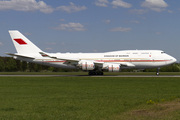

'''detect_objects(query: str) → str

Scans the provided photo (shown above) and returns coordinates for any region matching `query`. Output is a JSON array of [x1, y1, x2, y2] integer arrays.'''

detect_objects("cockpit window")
[[161, 52, 165, 54]]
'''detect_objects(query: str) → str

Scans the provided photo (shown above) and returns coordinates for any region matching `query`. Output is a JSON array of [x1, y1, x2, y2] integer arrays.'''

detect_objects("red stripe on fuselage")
[[96, 60, 170, 62], [43, 59, 170, 63], [14, 39, 27, 45]]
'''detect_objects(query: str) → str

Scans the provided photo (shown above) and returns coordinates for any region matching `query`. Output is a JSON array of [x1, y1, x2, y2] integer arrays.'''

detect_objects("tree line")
[[0, 57, 179, 72], [0, 57, 78, 72]]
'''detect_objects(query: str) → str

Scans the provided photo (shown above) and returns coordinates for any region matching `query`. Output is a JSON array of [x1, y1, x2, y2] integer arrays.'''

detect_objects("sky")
[[0, 0, 180, 61]]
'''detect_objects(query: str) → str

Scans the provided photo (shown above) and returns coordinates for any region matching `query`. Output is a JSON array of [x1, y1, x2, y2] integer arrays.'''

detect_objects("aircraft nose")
[[166, 55, 177, 65], [170, 56, 177, 63], [173, 57, 177, 63]]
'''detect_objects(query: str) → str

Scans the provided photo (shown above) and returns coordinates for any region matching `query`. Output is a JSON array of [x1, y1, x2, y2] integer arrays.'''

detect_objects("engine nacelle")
[[79, 61, 95, 71], [103, 64, 120, 72]]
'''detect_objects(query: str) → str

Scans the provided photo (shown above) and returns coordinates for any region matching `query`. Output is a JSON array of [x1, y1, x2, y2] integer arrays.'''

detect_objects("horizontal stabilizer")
[[6, 53, 35, 59]]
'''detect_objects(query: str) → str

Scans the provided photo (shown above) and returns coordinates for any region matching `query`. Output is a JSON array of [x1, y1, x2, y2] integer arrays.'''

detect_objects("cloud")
[[53, 22, 87, 31], [130, 21, 139, 23], [0, 0, 54, 14], [129, 9, 148, 14], [142, 17, 146, 20], [111, 0, 132, 8], [95, 0, 132, 8], [57, 2, 87, 13], [168, 10, 173, 13], [150, 8, 165, 12], [103, 20, 110, 23], [46, 48, 53, 50], [156, 32, 161, 34], [0, 42, 3, 45], [45, 42, 56, 45], [59, 19, 65, 21], [0, 1, 87, 14], [95, 0, 109, 7], [23, 32, 32, 36], [109, 27, 132, 32], [141, 0, 168, 12]]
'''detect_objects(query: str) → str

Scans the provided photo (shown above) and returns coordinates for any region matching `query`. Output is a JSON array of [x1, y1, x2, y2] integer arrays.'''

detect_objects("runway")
[[92, 75, 180, 77], [0, 75, 180, 77]]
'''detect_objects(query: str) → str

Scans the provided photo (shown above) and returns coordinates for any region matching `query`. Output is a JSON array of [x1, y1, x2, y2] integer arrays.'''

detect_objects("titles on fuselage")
[[104, 55, 129, 57]]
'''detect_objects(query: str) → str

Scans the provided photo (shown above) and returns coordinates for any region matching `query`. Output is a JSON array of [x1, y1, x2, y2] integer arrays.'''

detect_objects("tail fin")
[[9, 30, 42, 55]]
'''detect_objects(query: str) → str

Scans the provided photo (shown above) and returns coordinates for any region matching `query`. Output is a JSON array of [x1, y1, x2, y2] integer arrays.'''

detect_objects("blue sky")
[[0, 0, 180, 61]]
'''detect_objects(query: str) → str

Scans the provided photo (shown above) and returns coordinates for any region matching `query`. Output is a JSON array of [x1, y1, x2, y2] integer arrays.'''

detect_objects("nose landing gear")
[[156, 68, 160, 76]]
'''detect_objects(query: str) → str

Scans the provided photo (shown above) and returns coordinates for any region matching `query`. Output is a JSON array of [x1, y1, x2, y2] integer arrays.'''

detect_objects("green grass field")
[[0, 77, 180, 119]]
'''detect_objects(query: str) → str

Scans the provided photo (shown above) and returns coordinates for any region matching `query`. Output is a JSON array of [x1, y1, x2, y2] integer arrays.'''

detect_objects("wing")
[[39, 52, 79, 62], [39, 52, 135, 67], [40, 52, 104, 67]]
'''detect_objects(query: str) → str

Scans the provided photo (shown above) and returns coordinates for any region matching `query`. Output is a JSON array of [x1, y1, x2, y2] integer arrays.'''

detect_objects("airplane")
[[6, 30, 177, 75]]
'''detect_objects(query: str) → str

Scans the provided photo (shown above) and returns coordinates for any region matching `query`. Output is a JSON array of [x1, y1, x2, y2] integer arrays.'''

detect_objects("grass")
[[0, 77, 180, 119], [121, 99, 180, 120]]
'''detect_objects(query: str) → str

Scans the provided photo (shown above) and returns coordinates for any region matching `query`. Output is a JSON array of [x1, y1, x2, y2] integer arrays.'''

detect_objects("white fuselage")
[[19, 50, 176, 70]]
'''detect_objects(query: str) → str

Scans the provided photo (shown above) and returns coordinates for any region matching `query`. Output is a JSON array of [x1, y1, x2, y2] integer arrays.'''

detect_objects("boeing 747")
[[6, 30, 177, 75]]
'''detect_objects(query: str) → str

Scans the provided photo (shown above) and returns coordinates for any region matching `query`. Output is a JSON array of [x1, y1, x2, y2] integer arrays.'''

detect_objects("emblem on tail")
[[14, 38, 27, 45]]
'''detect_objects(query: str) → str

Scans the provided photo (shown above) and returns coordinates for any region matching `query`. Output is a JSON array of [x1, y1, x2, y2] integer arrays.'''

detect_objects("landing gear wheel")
[[96, 72, 103, 75], [88, 71, 104, 76], [156, 72, 159, 76], [156, 68, 160, 76], [88, 72, 92, 75]]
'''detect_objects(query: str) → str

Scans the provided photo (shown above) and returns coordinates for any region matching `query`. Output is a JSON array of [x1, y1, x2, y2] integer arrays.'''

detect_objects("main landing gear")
[[88, 71, 104, 75]]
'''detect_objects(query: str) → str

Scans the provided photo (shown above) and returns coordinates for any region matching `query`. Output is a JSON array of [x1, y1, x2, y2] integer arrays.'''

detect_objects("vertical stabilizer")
[[9, 30, 42, 55]]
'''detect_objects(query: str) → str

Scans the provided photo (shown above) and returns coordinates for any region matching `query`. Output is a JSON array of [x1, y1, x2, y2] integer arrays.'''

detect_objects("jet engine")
[[103, 63, 120, 72], [79, 61, 95, 71]]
